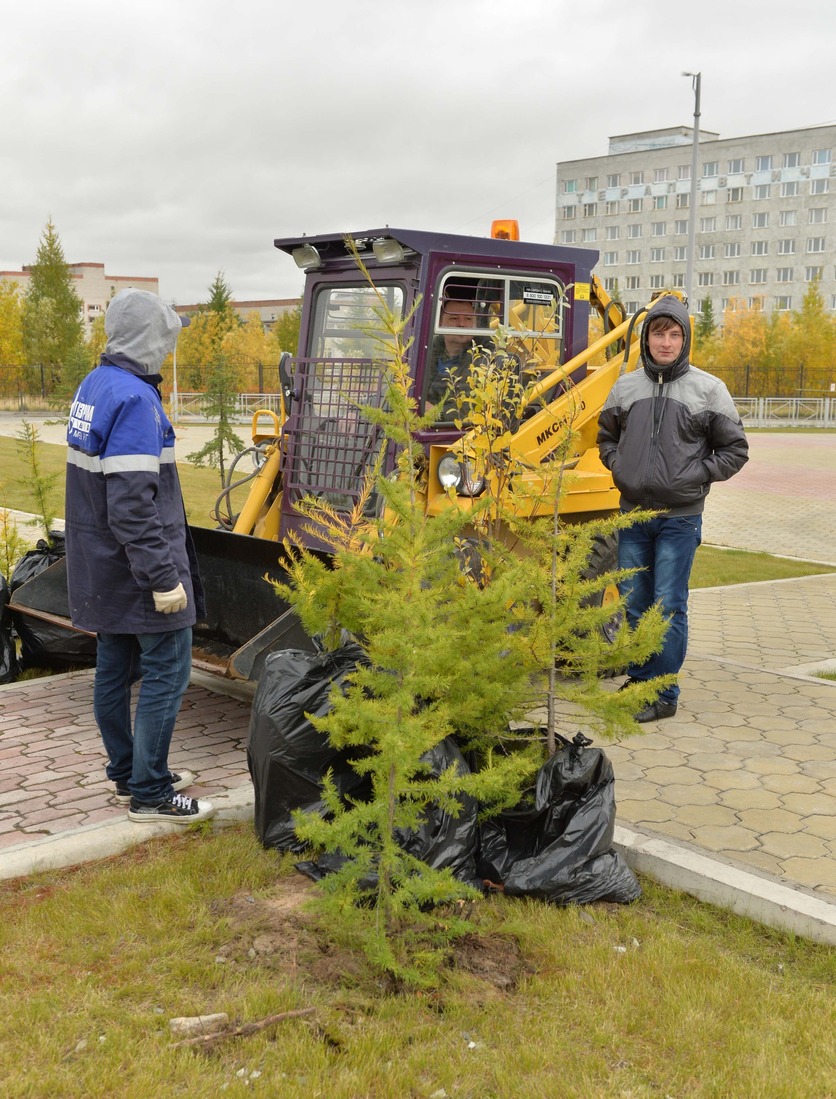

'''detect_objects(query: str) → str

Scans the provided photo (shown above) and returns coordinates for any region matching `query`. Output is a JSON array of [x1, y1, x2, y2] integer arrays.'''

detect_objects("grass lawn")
[[1, 825, 833, 1099]]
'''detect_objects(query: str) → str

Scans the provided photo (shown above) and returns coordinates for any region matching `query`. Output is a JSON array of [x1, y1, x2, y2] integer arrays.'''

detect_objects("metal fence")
[[734, 397, 836, 428], [170, 392, 283, 422]]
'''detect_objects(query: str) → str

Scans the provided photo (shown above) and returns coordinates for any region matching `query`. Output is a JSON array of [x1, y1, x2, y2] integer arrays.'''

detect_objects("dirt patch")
[[212, 873, 527, 994]]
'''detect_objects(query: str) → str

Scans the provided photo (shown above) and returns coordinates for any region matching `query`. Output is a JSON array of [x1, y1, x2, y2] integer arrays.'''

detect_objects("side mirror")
[[279, 351, 294, 415]]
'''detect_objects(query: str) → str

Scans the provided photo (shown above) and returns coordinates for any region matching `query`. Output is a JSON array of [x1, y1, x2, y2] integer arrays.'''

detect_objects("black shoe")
[[635, 700, 678, 723], [618, 677, 644, 692], [127, 792, 214, 824], [114, 770, 194, 805]]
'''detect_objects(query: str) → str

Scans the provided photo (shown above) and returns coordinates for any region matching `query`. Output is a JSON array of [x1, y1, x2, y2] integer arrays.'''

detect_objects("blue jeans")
[[93, 628, 193, 804], [618, 514, 702, 705]]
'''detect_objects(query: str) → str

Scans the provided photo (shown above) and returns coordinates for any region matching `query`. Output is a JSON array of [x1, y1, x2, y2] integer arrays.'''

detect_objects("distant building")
[[555, 123, 836, 319], [0, 262, 159, 334], [0, 262, 300, 336], [174, 298, 300, 332]]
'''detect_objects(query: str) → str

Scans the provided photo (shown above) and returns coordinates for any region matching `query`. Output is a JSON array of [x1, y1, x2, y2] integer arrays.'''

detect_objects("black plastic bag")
[[10, 533, 97, 670], [297, 737, 482, 891], [0, 574, 19, 684], [247, 637, 371, 851], [477, 733, 641, 906], [393, 736, 481, 890]]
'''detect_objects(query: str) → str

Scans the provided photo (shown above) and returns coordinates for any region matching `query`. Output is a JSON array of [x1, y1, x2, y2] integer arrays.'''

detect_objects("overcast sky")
[[2, 0, 834, 306]]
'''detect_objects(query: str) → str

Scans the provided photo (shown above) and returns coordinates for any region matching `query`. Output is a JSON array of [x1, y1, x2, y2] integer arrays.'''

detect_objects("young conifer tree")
[[272, 248, 541, 982]]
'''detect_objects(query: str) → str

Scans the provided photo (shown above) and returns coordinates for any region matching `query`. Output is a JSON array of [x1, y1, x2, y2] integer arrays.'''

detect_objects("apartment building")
[[555, 124, 836, 318], [0, 262, 160, 335]]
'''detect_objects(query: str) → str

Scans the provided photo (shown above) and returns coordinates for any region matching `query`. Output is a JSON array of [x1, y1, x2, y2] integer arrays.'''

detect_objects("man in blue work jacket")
[[65, 289, 214, 822]]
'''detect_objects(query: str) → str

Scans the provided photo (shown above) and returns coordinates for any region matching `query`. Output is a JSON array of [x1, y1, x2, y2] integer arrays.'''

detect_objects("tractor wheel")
[[581, 532, 623, 648]]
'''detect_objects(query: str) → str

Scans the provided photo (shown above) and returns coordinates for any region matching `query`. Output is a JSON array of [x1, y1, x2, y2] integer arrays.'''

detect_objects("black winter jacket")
[[596, 297, 748, 515]]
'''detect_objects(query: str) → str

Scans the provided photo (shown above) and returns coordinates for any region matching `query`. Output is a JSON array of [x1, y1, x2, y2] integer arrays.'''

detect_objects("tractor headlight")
[[437, 456, 485, 497]]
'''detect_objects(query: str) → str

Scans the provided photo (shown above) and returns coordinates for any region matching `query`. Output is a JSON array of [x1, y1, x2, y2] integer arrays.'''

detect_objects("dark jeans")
[[618, 514, 702, 705], [93, 628, 192, 803]]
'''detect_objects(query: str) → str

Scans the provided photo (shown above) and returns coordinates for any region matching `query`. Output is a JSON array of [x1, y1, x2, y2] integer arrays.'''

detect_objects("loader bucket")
[[8, 526, 315, 682], [188, 525, 315, 680]]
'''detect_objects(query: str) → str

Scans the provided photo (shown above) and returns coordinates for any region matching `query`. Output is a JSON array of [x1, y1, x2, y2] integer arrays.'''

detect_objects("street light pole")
[[683, 71, 701, 313]]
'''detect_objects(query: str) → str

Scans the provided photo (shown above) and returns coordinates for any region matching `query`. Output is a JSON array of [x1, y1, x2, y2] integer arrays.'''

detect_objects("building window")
[[752, 212, 769, 229], [701, 191, 716, 205], [624, 301, 640, 313], [781, 181, 799, 197], [560, 230, 576, 244], [625, 276, 641, 290], [728, 158, 744, 173], [653, 167, 669, 183], [812, 148, 832, 165], [750, 269, 767, 284], [672, 273, 686, 288], [674, 246, 688, 261], [675, 192, 690, 208], [649, 274, 666, 289], [699, 244, 715, 260], [628, 197, 643, 213], [755, 155, 773, 171], [703, 161, 719, 177], [724, 242, 741, 258], [583, 202, 597, 217], [727, 187, 744, 203], [807, 237, 826, 253], [677, 164, 691, 180], [809, 207, 827, 224], [653, 195, 668, 209], [782, 151, 800, 168], [753, 184, 771, 200], [604, 251, 618, 266], [582, 228, 597, 243], [584, 176, 598, 191], [811, 179, 829, 195], [651, 222, 666, 236], [605, 225, 620, 240], [626, 250, 641, 265], [699, 217, 717, 232], [605, 201, 619, 215], [750, 296, 766, 311], [607, 173, 621, 188], [563, 206, 576, 219], [603, 277, 617, 293], [627, 224, 642, 238], [697, 272, 714, 287], [650, 247, 665, 262], [630, 170, 644, 185], [775, 295, 792, 310], [776, 267, 793, 282], [752, 240, 769, 256], [563, 179, 577, 193], [780, 210, 798, 227], [805, 266, 824, 281], [777, 239, 796, 255], [675, 219, 689, 234], [726, 214, 742, 231], [722, 270, 740, 285]]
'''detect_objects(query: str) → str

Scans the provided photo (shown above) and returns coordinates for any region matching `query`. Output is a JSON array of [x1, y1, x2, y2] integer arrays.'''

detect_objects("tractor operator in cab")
[[426, 295, 481, 421]]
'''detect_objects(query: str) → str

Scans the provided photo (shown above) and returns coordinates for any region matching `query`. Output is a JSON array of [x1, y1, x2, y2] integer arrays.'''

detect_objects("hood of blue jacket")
[[104, 289, 187, 375]]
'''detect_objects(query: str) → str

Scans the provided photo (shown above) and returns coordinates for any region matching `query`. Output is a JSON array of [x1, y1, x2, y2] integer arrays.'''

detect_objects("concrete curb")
[[0, 784, 254, 882], [615, 825, 836, 947]]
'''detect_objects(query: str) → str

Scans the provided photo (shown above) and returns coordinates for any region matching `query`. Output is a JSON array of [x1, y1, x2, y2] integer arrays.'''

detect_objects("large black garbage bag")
[[477, 733, 641, 905], [10, 533, 97, 670], [394, 736, 482, 890], [0, 574, 18, 684], [247, 637, 371, 851], [297, 736, 482, 891]]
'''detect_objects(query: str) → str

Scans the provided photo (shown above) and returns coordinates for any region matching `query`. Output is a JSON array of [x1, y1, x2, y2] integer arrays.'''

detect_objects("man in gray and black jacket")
[[596, 295, 748, 722]]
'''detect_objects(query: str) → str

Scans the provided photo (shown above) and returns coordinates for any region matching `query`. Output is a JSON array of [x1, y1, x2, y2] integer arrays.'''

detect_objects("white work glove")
[[152, 583, 188, 614]]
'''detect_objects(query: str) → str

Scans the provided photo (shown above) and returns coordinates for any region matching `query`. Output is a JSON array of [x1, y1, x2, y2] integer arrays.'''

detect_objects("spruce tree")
[[22, 220, 84, 387]]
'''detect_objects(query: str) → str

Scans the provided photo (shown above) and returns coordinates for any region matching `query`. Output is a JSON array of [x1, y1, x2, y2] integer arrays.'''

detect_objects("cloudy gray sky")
[[2, 0, 834, 305]]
